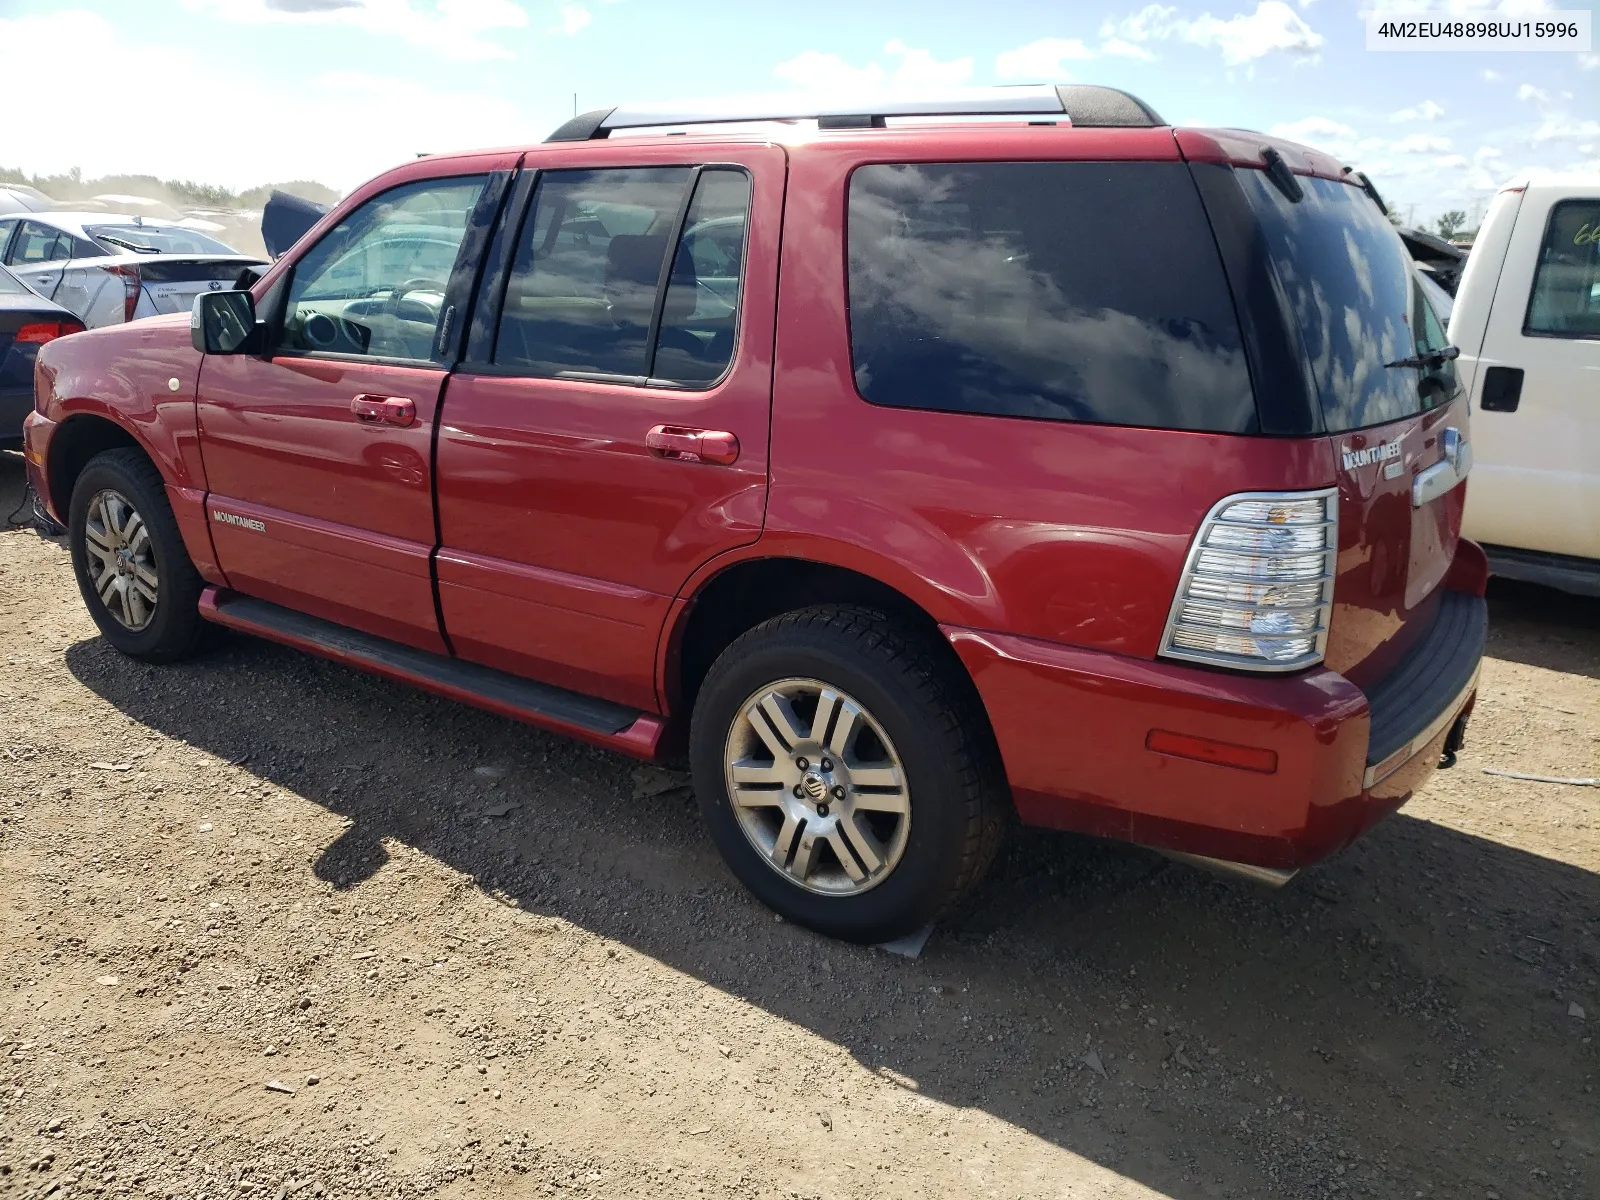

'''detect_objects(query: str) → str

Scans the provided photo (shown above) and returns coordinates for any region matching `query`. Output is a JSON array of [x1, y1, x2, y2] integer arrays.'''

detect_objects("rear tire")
[[68, 448, 205, 663], [690, 605, 1008, 943]]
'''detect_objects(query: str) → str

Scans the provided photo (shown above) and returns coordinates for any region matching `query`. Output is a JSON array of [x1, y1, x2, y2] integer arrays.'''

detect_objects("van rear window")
[[846, 161, 1256, 433], [1237, 170, 1454, 432]]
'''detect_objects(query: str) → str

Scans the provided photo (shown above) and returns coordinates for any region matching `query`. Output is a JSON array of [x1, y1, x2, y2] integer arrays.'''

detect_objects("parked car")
[[0, 262, 83, 443], [0, 185, 57, 216], [1454, 175, 1600, 595], [0, 212, 265, 329], [22, 85, 1487, 942]]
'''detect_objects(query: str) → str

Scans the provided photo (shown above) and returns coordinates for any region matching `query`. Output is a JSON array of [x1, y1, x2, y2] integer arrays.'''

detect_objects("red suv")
[[23, 86, 1486, 943]]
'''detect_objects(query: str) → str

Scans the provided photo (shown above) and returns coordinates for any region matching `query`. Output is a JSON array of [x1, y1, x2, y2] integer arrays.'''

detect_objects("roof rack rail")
[[545, 84, 1165, 142]]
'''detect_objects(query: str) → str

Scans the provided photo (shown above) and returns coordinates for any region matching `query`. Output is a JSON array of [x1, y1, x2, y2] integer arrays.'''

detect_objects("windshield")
[[86, 223, 238, 255], [1240, 171, 1457, 432]]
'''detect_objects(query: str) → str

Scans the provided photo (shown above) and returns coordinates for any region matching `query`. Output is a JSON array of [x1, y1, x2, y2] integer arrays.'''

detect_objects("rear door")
[[1463, 188, 1600, 559], [5, 220, 73, 301], [435, 144, 783, 711], [1237, 168, 1469, 686]]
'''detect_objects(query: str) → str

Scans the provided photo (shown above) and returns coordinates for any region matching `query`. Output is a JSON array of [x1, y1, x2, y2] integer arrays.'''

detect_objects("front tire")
[[690, 605, 1008, 943], [68, 448, 204, 662]]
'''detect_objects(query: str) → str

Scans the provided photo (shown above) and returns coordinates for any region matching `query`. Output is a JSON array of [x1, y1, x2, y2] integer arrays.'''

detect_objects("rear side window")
[[846, 161, 1255, 433], [1239, 170, 1454, 432], [1525, 199, 1600, 339], [492, 166, 751, 387]]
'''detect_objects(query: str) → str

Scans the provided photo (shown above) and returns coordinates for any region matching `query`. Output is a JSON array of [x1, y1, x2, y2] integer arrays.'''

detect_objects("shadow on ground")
[[58, 617, 1599, 1199]]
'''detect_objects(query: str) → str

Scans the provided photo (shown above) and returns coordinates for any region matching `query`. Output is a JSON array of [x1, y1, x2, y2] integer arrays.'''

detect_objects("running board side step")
[[198, 588, 666, 761], [1155, 849, 1298, 888]]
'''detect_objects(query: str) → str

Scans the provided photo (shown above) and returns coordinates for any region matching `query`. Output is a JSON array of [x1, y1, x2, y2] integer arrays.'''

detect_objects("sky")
[[1, 0, 1595, 227]]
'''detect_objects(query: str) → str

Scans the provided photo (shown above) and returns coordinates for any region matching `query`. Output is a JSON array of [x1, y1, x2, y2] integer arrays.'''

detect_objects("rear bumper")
[[947, 588, 1486, 870]]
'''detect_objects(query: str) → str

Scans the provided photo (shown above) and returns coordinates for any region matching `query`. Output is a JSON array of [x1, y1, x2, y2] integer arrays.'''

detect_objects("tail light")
[[15, 320, 86, 344], [1159, 488, 1337, 673], [107, 264, 143, 323]]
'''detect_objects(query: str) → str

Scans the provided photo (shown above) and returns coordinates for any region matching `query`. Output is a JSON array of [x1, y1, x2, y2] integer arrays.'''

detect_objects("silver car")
[[0, 211, 266, 328]]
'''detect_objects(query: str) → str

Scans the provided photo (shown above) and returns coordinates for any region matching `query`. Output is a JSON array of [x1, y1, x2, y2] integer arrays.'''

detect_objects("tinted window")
[[87, 224, 237, 255], [846, 161, 1254, 432], [492, 167, 753, 386], [282, 175, 487, 361], [1525, 198, 1600, 339], [1239, 170, 1452, 431], [652, 170, 751, 385]]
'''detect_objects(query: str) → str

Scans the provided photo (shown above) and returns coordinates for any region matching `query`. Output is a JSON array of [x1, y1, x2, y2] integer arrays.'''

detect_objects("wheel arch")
[[46, 412, 148, 521], [662, 554, 989, 726]]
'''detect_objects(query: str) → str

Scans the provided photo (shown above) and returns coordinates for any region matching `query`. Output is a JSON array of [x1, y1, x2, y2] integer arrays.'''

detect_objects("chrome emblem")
[[1341, 437, 1404, 471], [208, 280, 225, 291], [801, 773, 828, 801]]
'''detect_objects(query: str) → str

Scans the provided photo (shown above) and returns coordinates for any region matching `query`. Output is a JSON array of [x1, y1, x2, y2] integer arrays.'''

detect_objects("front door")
[[435, 145, 784, 710], [196, 164, 508, 652]]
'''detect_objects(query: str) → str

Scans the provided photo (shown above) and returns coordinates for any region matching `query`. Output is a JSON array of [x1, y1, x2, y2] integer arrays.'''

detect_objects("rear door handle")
[[351, 394, 416, 427], [645, 424, 739, 465]]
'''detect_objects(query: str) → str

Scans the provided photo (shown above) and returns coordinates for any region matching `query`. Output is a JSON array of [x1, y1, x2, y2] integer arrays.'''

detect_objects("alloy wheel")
[[723, 677, 911, 896], [82, 488, 159, 631]]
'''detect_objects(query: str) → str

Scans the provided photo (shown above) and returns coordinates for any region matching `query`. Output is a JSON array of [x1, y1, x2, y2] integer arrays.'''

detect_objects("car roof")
[[4, 212, 189, 235]]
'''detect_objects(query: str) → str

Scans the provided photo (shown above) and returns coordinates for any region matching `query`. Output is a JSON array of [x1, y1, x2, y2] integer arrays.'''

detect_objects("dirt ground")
[[1, 448, 1595, 1200]]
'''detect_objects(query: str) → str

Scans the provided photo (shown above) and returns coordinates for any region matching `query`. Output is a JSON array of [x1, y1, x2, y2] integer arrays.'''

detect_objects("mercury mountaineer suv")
[[23, 85, 1487, 943]]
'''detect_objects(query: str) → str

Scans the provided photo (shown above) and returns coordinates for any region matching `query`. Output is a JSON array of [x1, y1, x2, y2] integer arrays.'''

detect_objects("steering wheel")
[[385, 278, 448, 319]]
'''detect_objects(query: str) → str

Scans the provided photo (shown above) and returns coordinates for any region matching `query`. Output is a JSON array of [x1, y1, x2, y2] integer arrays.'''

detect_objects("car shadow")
[[62, 626, 1599, 1199], [1486, 576, 1600, 681]]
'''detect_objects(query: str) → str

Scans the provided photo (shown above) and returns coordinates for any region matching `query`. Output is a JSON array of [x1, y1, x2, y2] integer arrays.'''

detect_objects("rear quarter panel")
[[765, 131, 1335, 655]]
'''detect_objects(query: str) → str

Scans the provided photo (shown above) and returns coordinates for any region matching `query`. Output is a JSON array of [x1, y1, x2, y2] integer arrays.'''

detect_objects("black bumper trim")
[[1363, 589, 1487, 769]]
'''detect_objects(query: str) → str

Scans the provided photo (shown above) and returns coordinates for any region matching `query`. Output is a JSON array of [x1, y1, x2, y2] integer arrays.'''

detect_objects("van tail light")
[[107, 264, 142, 322], [15, 320, 86, 344], [1159, 488, 1337, 673]]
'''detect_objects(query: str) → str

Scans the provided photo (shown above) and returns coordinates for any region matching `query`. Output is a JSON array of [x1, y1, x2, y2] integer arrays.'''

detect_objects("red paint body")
[[23, 121, 1482, 873]]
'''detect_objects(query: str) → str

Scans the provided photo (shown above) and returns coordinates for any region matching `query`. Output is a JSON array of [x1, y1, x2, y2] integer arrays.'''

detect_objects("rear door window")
[[12, 222, 70, 265], [1238, 170, 1455, 431], [491, 166, 751, 386], [1524, 198, 1600, 339], [845, 161, 1255, 433]]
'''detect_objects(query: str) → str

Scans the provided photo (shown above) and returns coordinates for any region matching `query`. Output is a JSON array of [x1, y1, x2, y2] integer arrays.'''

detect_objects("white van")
[[1454, 176, 1600, 596]]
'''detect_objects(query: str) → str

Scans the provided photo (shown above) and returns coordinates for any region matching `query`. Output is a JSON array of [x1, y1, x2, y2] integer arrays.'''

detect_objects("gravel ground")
[[1, 448, 1596, 1200]]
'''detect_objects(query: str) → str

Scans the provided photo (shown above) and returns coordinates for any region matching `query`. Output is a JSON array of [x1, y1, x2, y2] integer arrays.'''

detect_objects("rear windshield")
[[847, 161, 1256, 433], [86, 224, 237, 255], [0, 264, 29, 295], [1239, 170, 1456, 432]]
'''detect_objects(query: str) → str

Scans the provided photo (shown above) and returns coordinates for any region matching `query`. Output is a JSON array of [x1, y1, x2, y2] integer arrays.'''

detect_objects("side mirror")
[[191, 290, 261, 355]]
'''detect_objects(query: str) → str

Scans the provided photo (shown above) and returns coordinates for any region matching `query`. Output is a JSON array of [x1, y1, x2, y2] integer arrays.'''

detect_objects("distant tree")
[[1436, 210, 1468, 239]]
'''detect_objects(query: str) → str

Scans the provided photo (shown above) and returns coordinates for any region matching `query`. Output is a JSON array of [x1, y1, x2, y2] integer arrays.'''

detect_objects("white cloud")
[[1268, 116, 1360, 157], [1516, 83, 1551, 105], [0, 10, 528, 189], [1389, 100, 1444, 122], [553, 3, 590, 34], [1432, 154, 1468, 169], [1391, 133, 1453, 153], [1581, 54, 1599, 69], [1100, 37, 1156, 59], [774, 40, 973, 91], [1361, 0, 1555, 13], [182, 0, 528, 60], [1481, 68, 1501, 81], [1533, 116, 1600, 142], [1103, 2, 1322, 67], [995, 38, 1094, 80]]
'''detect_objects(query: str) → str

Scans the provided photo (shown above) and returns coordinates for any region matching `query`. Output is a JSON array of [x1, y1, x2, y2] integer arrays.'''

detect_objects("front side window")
[[281, 175, 487, 362], [1525, 199, 1600, 339], [846, 161, 1255, 432], [492, 166, 751, 386]]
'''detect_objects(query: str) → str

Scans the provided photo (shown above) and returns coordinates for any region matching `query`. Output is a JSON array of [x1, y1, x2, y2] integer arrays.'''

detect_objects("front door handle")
[[645, 424, 740, 465], [351, 394, 416, 427]]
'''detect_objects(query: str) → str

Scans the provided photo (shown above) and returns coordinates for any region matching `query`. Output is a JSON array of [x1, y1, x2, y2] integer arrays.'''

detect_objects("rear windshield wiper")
[[1385, 345, 1460, 370], [97, 235, 159, 254]]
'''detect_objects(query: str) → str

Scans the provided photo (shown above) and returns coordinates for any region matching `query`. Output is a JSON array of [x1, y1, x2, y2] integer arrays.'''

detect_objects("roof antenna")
[[1260, 146, 1303, 204]]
